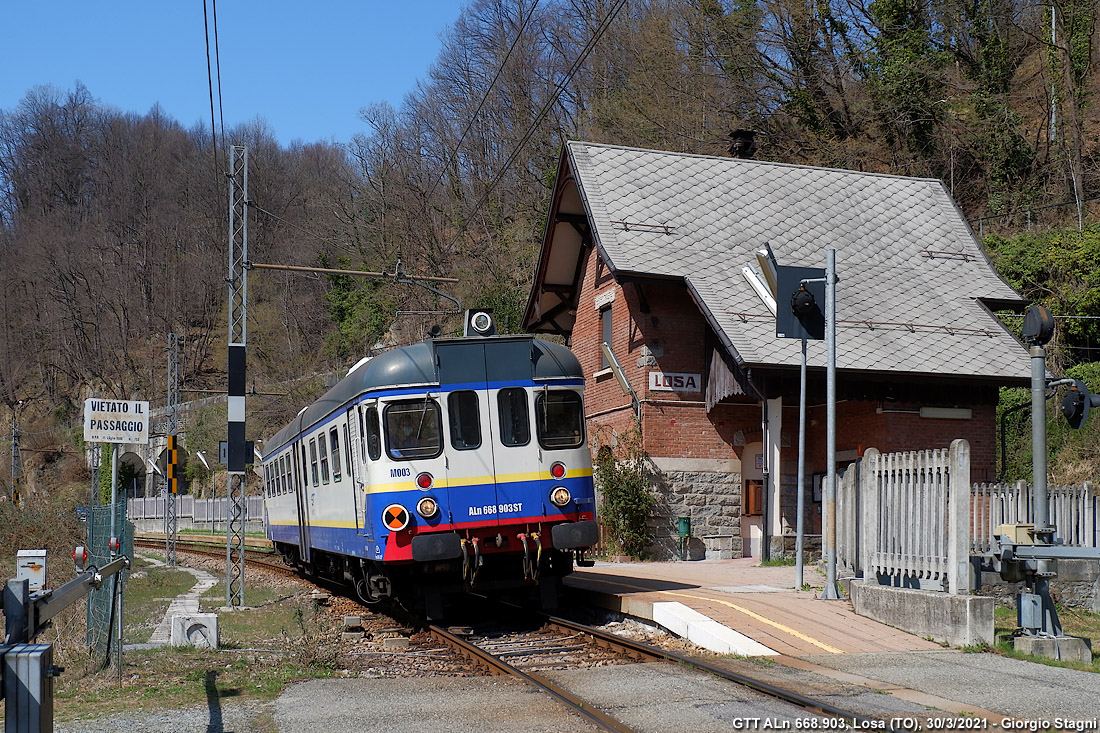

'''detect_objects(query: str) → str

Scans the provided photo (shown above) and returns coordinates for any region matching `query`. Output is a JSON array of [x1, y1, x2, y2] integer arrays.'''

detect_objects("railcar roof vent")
[[464, 309, 496, 337]]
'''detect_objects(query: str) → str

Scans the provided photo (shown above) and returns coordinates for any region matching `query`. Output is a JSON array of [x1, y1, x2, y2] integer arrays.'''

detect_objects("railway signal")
[[1062, 379, 1100, 429]]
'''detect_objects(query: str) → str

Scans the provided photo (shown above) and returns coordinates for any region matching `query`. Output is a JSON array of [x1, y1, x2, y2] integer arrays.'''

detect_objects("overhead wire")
[[445, 0, 629, 252], [426, 0, 543, 204]]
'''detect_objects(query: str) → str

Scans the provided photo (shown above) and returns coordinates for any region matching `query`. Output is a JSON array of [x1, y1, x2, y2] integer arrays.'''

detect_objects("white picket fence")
[[970, 481, 1097, 553], [127, 496, 265, 523], [837, 440, 970, 594], [837, 440, 1097, 594]]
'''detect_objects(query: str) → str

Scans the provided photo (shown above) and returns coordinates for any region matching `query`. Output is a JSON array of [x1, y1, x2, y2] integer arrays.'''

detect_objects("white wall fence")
[[837, 440, 971, 594], [970, 481, 1097, 553], [127, 496, 265, 524], [838, 441, 1098, 594]]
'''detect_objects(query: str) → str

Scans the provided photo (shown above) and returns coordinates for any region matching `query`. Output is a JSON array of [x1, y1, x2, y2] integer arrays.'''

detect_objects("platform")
[[565, 558, 944, 657]]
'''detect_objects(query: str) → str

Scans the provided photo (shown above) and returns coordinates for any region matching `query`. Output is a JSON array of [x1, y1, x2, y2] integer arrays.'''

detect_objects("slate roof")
[[526, 141, 1031, 383]]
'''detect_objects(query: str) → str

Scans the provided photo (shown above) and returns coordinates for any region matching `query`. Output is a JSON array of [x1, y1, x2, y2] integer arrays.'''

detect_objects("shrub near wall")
[[594, 424, 655, 558]]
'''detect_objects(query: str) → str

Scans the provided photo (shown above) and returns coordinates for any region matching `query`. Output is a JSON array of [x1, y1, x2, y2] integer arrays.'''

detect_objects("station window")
[[535, 390, 585, 449], [448, 390, 481, 450], [600, 305, 612, 368], [498, 388, 530, 447], [309, 439, 319, 487], [329, 427, 342, 482], [385, 398, 442, 460], [318, 433, 330, 484], [365, 406, 382, 461]]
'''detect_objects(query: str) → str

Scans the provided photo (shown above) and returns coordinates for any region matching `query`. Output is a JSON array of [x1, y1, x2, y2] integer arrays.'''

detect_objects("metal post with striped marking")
[[226, 145, 248, 608]]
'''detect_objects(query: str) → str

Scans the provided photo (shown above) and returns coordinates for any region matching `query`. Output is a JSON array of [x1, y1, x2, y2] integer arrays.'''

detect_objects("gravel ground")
[[55, 700, 275, 733]]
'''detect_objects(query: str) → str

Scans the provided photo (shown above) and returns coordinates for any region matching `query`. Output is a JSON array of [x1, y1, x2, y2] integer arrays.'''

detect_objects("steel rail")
[[544, 615, 892, 729], [428, 624, 634, 733]]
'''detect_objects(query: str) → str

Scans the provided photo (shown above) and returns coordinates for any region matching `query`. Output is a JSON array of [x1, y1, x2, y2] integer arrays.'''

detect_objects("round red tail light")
[[550, 462, 566, 479], [416, 472, 433, 489]]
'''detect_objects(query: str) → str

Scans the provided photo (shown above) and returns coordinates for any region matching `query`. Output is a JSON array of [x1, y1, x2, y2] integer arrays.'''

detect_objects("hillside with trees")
[[2, 0, 1099, 494]]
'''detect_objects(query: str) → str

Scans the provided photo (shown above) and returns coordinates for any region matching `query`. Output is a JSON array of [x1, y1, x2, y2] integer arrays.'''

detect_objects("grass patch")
[[992, 604, 1100, 671], [48, 565, 337, 722], [122, 565, 201, 644], [758, 556, 795, 567]]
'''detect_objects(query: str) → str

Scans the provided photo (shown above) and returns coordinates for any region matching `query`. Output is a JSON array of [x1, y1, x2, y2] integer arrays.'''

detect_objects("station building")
[[523, 141, 1032, 559]]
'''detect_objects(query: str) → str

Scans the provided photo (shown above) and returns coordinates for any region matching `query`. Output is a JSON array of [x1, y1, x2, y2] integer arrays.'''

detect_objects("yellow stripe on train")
[[364, 468, 593, 494]]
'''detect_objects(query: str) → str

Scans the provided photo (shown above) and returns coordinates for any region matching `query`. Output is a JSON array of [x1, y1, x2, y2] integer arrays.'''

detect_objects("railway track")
[[430, 613, 895, 732], [133, 533, 293, 576]]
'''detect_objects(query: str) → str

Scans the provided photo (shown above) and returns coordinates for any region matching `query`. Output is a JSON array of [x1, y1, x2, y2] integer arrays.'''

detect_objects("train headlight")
[[550, 462, 566, 479], [416, 472, 433, 489], [416, 496, 439, 519], [470, 310, 493, 334], [549, 486, 571, 507]]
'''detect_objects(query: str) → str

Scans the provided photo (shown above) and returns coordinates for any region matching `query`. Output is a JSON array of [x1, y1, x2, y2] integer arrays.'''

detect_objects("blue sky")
[[1, 1, 468, 146]]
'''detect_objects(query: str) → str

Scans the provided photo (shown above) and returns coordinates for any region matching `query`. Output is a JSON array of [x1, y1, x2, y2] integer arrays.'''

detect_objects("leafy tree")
[[984, 225, 1100, 366]]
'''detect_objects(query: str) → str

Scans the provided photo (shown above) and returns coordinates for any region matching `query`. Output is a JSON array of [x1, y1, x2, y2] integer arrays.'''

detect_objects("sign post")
[[82, 397, 148, 679]]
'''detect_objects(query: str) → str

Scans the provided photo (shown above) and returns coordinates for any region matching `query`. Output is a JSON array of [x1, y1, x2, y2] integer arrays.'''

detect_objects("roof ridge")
[[567, 140, 945, 185]]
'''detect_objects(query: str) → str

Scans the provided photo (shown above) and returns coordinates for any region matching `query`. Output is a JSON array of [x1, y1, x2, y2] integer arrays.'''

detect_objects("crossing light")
[[1062, 380, 1100, 429]]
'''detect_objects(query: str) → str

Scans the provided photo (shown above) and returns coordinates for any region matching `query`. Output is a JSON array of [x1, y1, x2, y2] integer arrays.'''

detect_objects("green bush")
[[594, 423, 655, 558]]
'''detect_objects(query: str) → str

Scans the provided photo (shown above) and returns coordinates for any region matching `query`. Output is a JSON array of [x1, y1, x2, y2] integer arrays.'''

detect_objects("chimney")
[[728, 129, 757, 159]]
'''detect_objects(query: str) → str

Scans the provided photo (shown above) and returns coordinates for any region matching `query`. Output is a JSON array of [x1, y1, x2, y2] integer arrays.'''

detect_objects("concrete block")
[[343, 615, 362, 630], [170, 614, 218, 648], [382, 636, 410, 650], [850, 580, 993, 647], [1013, 635, 1092, 664]]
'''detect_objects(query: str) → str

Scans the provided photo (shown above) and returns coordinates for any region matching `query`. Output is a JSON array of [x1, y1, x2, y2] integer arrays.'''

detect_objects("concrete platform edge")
[[850, 579, 994, 647], [571, 588, 776, 657]]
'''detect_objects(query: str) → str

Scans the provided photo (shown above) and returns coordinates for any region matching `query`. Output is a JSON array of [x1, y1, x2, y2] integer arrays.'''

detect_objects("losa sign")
[[649, 371, 702, 393], [83, 398, 150, 444]]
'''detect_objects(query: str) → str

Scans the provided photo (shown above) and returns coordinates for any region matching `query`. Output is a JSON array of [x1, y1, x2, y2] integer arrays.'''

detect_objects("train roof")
[[263, 335, 582, 456]]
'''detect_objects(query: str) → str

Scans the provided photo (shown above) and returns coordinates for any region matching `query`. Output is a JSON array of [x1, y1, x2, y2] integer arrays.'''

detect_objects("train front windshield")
[[536, 390, 584, 448], [384, 399, 443, 459]]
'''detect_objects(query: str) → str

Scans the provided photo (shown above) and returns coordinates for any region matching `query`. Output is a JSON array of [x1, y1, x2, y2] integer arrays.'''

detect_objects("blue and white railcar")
[[260, 313, 597, 616]]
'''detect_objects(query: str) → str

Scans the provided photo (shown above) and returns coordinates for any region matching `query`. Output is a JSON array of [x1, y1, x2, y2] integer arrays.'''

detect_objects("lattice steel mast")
[[226, 145, 248, 607], [165, 333, 180, 566]]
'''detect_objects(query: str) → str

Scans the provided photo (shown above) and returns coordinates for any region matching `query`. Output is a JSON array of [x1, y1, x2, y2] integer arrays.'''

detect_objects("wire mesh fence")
[[85, 500, 132, 667]]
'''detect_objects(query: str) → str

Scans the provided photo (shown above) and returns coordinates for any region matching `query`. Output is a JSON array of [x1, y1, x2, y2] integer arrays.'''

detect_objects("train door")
[[294, 441, 313, 563], [436, 340, 533, 528], [348, 401, 378, 540]]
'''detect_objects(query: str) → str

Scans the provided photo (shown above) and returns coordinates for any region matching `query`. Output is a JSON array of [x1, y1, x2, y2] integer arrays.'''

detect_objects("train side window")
[[385, 399, 442, 460], [281, 455, 289, 494], [301, 444, 308, 488], [318, 433, 330, 484], [342, 424, 352, 477], [365, 406, 382, 460], [498, 388, 530, 447], [264, 464, 271, 497], [276, 457, 284, 495], [309, 439, 319, 487], [536, 390, 585, 449], [329, 427, 342, 482], [448, 390, 481, 450]]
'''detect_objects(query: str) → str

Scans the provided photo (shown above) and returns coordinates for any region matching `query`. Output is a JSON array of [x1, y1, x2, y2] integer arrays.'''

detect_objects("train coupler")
[[531, 532, 542, 581], [518, 533, 531, 580]]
